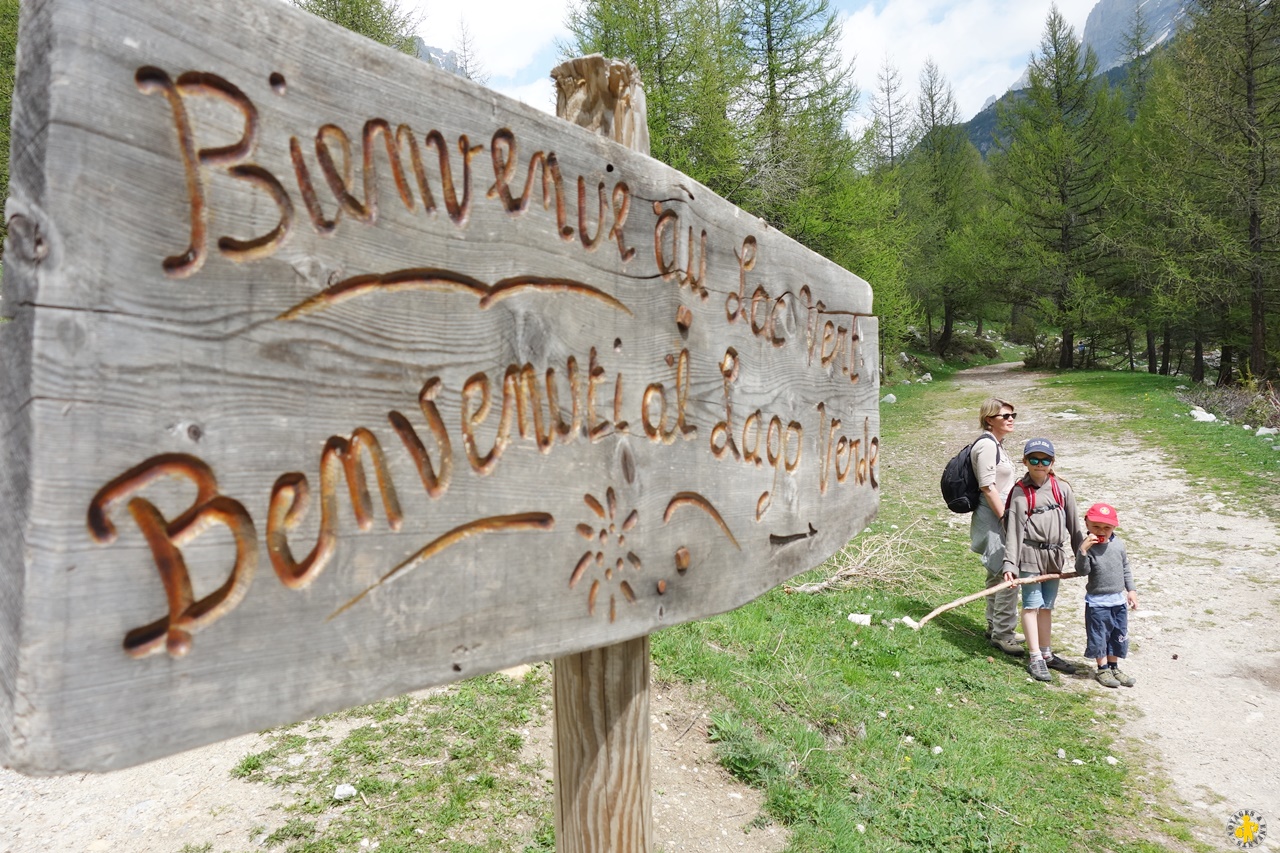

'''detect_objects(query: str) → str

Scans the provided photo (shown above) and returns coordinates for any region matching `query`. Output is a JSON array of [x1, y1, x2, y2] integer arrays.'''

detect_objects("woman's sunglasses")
[[995, 413, 1018, 421], [1025, 456, 1053, 466]]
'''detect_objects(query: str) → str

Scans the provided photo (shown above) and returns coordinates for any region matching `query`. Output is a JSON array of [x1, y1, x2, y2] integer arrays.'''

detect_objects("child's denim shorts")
[[1084, 602, 1129, 659], [1020, 573, 1059, 609]]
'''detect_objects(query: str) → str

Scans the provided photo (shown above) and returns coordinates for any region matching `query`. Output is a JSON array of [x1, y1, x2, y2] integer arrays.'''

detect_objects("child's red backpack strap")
[[1007, 477, 1061, 517], [1007, 479, 1035, 516]]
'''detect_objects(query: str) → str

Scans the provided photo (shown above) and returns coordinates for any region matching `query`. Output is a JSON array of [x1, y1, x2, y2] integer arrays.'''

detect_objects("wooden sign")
[[0, 0, 879, 774]]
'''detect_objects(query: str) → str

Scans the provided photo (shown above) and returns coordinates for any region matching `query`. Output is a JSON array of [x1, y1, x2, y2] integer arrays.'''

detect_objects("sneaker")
[[1044, 654, 1078, 675], [1112, 668, 1136, 687], [1095, 668, 1121, 688], [1026, 657, 1053, 682], [990, 636, 1025, 656]]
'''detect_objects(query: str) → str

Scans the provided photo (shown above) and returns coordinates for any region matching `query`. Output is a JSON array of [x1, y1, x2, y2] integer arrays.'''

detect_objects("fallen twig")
[[914, 572, 1082, 629]]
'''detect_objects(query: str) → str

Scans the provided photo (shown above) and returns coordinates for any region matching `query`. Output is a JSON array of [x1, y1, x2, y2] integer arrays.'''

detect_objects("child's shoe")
[[1112, 668, 1136, 687], [1044, 654, 1078, 675], [1095, 668, 1121, 688], [1027, 657, 1053, 682]]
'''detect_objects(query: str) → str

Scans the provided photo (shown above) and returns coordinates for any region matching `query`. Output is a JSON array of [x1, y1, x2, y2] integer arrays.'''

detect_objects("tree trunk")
[[1160, 326, 1171, 376], [1126, 329, 1136, 371], [1192, 337, 1204, 383], [1146, 328, 1158, 374], [976, 316, 985, 337], [1216, 343, 1235, 387], [935, 298, 955, 356], [1060, 328, 1075, 369]]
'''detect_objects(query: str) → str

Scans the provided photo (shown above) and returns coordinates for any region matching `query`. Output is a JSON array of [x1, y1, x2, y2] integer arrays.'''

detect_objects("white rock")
[[1072, 759, 1085, 765], [857, 824, 866, 834], [920, 373, 933, 383], [1057, 748, 1066, 760], [892, 671, 901, 678], [901, 380, 912, 385], [1105, 756, 1119, 765], [287, 754, 306, 766], [847, 613, 872, 626], [335, 783, 358, 801], [1244, 425, 1253, 430], [903, 735, 914, 743], [881, 393, 897, 404], [1258, 426, 1279, 436], [877, 711, 887, 719], [1176, 384, 1188, 390], [1190, 409, 1218, 422], [932, 746, 943, 755]]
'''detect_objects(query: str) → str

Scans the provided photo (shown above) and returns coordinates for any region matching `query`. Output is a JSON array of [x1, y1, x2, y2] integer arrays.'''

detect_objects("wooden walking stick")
[[913, 572, 1082, 629]]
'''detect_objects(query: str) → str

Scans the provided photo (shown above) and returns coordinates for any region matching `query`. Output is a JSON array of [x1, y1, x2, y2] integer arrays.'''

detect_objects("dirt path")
[[0, 675, 785, 853], [937, 363, 1280, 848]]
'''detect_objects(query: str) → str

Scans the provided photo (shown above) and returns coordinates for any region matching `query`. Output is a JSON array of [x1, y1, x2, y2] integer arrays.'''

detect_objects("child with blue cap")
[[1001, 438, 1087, 682]]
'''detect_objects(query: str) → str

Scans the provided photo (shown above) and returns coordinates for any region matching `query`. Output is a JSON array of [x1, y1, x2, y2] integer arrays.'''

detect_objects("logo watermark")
[[1227, 809, 1268, 849]]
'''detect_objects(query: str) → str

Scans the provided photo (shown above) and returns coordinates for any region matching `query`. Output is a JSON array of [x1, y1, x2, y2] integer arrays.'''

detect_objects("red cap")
[[1085, 503, 1119, 526]]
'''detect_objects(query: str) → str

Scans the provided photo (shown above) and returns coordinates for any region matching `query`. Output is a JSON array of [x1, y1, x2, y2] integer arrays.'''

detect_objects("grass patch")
[[234, 671, 552, 852]]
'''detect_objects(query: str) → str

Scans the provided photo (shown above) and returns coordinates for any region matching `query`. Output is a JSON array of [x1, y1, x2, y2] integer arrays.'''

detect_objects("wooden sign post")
[[0, 7, 879, 840], [550, 57, 653, 853]]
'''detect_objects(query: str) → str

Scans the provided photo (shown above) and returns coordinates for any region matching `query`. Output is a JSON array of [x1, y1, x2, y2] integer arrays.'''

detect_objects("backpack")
[[1006, 474, 1064, 518], [940, 433, 998, 513]]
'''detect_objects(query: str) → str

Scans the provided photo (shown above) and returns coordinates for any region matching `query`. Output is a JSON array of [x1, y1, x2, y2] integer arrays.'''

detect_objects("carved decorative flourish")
[[330, 513, 555, 619], [572, 488, 641, 622], [276, 267, 632, 321]]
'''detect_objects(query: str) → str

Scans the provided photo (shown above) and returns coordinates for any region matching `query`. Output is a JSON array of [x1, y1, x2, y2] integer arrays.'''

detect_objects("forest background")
[[2, 0, 1280, 388]]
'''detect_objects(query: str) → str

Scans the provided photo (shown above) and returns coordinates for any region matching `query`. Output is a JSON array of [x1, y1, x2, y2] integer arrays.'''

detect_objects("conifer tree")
[[291, 0, 419, 54], [992, 6, 1124, 368]]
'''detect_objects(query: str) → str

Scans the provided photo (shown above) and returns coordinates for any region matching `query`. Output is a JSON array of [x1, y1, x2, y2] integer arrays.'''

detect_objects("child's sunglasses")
[[1025, 456, 1053, 466]]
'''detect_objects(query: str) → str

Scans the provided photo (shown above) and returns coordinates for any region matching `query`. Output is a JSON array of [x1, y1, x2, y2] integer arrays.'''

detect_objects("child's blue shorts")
[[1020, 574, 1059, 610], [1084, 603, 1129, 659]]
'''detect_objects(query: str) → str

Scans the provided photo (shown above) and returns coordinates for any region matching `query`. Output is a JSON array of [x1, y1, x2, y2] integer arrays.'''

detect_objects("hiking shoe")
[[1044, 654, 1078, 675], [1112, 668, 1136, 687], [1026, 657, 1053, 682], [1095, 668, 1121, 688], [990, 636, 1025, 656]]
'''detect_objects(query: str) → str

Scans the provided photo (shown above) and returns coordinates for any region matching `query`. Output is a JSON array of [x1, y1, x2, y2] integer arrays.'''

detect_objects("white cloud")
[[840, 0, 1097, 124], [403, 0, 572, 80]]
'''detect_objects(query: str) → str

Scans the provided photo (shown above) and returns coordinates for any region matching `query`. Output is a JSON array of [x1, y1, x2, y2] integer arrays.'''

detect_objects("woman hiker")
[[968, 397, 1024, 656]]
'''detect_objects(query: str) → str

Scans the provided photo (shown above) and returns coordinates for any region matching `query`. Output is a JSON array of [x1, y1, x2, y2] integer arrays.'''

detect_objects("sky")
[[400, 0, 1099, 125]]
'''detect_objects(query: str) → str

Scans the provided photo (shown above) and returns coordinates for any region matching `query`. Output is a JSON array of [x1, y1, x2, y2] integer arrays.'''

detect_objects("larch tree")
[[291, 0, 420, 54], [993, 5, 1124, 368]]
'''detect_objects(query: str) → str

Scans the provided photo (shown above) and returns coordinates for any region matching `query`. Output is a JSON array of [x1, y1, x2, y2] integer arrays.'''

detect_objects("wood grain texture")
[[553, 637, 651, 853], [0, 0, 880, 773], [551, 57, 652, 853]]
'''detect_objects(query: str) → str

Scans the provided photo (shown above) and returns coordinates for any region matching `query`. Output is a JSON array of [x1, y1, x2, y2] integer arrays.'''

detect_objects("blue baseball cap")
[[1023, 438, 1055, 458]]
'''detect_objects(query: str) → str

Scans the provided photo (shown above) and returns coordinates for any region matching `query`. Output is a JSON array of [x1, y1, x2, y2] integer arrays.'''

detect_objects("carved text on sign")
[[83, 63, 879, 660]]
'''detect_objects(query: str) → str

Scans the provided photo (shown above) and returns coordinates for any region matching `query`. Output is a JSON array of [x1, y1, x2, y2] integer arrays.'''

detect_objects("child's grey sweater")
[[1076, 535, 1134, 597]]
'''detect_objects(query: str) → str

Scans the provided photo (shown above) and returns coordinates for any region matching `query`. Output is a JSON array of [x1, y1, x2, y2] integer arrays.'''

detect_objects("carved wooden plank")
[[0, 0, 880, 774]]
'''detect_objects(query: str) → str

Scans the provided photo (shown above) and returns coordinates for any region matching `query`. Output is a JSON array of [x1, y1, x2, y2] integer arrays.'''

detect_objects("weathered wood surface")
[[551, 57, 653, 853], [554, 636, 652, 853], [0, 0, 879, 773]]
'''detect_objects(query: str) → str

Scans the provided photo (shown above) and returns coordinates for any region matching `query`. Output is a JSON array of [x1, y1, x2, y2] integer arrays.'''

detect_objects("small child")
[[1077, 503, 1139, 688], [1002, 438, 1086, 682]]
